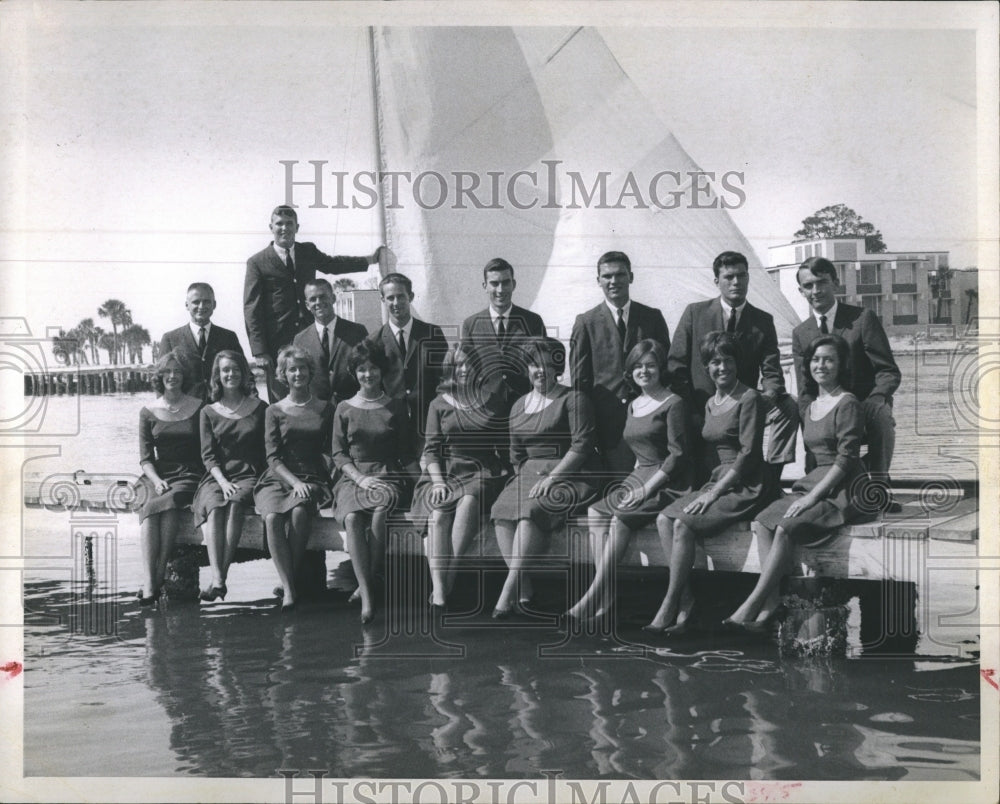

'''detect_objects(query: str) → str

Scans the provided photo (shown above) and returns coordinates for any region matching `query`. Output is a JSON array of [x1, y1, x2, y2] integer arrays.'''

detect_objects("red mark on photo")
[[2, 661, 23, 680], [744, 782, 803, 802], [982, 668, 999, 690]]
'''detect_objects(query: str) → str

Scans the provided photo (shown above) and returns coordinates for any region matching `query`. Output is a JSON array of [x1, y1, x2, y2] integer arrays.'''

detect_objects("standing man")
[[244, 204, 382, 399], [668, 251, 799, 481], [159, 282, 244, 400], [570, 251, 671, 475], [291, 279, 369, 404], [792, 256, 901, 512], [368, 273, 449, 448], [460, 257, 547, 420]]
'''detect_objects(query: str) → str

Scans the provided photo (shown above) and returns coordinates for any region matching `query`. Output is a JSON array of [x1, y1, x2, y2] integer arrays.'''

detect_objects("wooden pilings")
[[22, 366, 154, 396]]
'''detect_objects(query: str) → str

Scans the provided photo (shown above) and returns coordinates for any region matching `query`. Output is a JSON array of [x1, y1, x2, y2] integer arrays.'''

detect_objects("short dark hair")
[[379, 273, 413, 296], [186, 282, 215, 297], [482, 257, 514, 282], [348, 338, 392, 377], [304, 277, 334, 296], [698, 330, 743, 367], [522, 336, 566, 376], [597, 251, 631, 274], [271, 205, 298, 221], [797, 256, 839, 285], [712, 251, 749, 278], [802, 334, 851, 399], [207, 350, 257, 402], [275, 345, 316, 385], [151, 348, 193, 396], [623, 338, 670, 395]]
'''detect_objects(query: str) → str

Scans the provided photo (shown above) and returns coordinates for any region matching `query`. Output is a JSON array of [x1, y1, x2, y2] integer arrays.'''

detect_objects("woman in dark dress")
[[254, 346, 333, 611], [645, 331, 776, 634], [490, 336, 600, 618], [331, 340, 419, 624], [726, 334, 868, 630], [566, 339, 693, 624], [192, 350, 266, 602], [411, 345, 506, 609], [135, 349, 204, 605]]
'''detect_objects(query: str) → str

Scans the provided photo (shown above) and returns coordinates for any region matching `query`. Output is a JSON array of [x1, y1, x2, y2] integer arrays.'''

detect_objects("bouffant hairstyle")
[[347, 338, 392, 377], [623, 338, 670, 396], [802, 334, 851, 399], [275, 345, 316, 386], [151, 348, 193, 396], [207, 350, 257, 402], [522, 336, 566, 376], [698, 330, 743, 368]]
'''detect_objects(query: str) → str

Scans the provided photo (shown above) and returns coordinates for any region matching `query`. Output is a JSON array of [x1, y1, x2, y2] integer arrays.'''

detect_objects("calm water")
[[18, 359, 982, 780]]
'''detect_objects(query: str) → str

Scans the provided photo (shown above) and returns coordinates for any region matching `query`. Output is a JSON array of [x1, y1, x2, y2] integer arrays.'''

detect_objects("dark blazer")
[[571, 300, 670, 448], [243, 241, 368, 360], [158, 323, 244, 400], [291, 317, 369, 404], [793, 303, 900, 405], [667, 298, 785, 412], [369, 318, 449, 437], [460, 304, 546, 415]]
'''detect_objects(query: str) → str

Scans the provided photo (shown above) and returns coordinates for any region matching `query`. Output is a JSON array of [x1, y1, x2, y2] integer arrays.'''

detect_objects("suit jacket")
[[158, 323, 244, 400], [291, 317, 369, 404], [369, 318, 449, 437], [243, 241, 368, 360], [667, 298, 785, 412], [460, 304, 546, 415], [793, 303, 900, 405], [571, 300, 670, 447]]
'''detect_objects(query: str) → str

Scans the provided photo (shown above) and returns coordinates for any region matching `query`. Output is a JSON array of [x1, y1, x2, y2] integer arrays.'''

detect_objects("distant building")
[[334, 288, 383, 333], [766, 237, 976, 336]]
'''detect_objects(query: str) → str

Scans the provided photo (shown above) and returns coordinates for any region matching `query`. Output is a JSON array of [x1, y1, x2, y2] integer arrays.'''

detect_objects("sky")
[[0, 2, 993, 358]]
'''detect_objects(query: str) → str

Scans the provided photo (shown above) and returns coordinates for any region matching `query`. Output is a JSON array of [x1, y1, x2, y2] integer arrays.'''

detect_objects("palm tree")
[[98, 299, 128, 365], [76, 318, 100, 365], [122, 324, 151, 364], [98, 332, 116, 365]]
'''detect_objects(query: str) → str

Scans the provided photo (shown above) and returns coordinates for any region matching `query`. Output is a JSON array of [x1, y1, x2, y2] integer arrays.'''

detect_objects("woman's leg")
[[265, 512, 295, 606], [345, 512, 375, 621], [445, 495, 480, 596], [425, 507, 455, 606], [566, 508, 613, 619], [221, 502, 246, 582], [153, 509, 179, 592], [288, 505, 313, 584], [139, 513, 161, 597], [495, 519, 546, 614], [645, 516, 696, 631], [202, 507, 226, 589], [727, 523, 791, 624]]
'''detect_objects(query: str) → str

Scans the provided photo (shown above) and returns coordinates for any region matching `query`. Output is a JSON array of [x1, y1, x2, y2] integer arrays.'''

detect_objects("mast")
[[368, 25, 389, 325]]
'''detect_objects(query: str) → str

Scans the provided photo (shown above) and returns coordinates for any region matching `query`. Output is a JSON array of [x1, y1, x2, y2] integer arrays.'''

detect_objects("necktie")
[[496, 315, 506, 341], [397, 328, 406, 358], [284, 248, 294, 273], [321, 326, 330, 361], [617, 307, 627, 344], [820, 314, 829, 334], [727, 309, 737, 333], [197, 327, 206, 356]]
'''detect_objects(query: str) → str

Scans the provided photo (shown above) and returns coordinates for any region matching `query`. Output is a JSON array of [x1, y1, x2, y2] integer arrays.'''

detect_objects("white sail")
[[372, 27, 800, 341]]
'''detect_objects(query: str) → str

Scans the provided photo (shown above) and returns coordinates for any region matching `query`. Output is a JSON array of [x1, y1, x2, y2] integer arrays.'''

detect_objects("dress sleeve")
[[659, 397, 692, 480], [139, 408, 155, 466], [264, 406, 284, 468], [567, 389, 598, 456], [331, 402, 353, 468], [833, 394, 864, 471], [200, 407, 220, 471], [421, 398, 446, 465], [393, 399, 418, 465], [730, 390, 765, 482]]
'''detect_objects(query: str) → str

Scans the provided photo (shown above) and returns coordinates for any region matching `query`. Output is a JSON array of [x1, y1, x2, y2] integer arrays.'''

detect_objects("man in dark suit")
[[571, 251, 671, 475], [460, 257, 547, 419], [244, 204, 382, 400], [291, 279, 369, 403], [792, 256, 901, 511], [158, 282, 244, 400], [668, 251, 799, 480], [367, 272, 449, 449]]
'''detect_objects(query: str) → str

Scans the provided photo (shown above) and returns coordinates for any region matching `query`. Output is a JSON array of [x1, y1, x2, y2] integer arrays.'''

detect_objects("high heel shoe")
[[491, 607, 512, 620], [348, 589, 362, 605], [200, 583, 227, 602], [741, 605, 786, 634], [137, 588, 161, 607]]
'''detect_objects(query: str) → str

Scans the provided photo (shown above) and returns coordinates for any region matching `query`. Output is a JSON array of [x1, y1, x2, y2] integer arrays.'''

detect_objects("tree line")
[[52, 298, 151, 366]]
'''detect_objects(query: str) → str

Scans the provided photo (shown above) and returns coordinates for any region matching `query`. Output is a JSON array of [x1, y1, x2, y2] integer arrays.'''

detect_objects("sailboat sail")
[[372, 27, 800, 342]]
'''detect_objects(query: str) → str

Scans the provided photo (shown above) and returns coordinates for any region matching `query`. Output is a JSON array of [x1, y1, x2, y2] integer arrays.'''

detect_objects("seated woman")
[[726, 334, 868, 630], [411, 345, 506, 609], [253, 346, 333, 612], [566, 339, 693, 624], [646, 331, 776, 634], [331, 340, 419, 624], [191, 350, 267, 602], [490, 336, 601, 618], [135, 349, 204, 606]]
